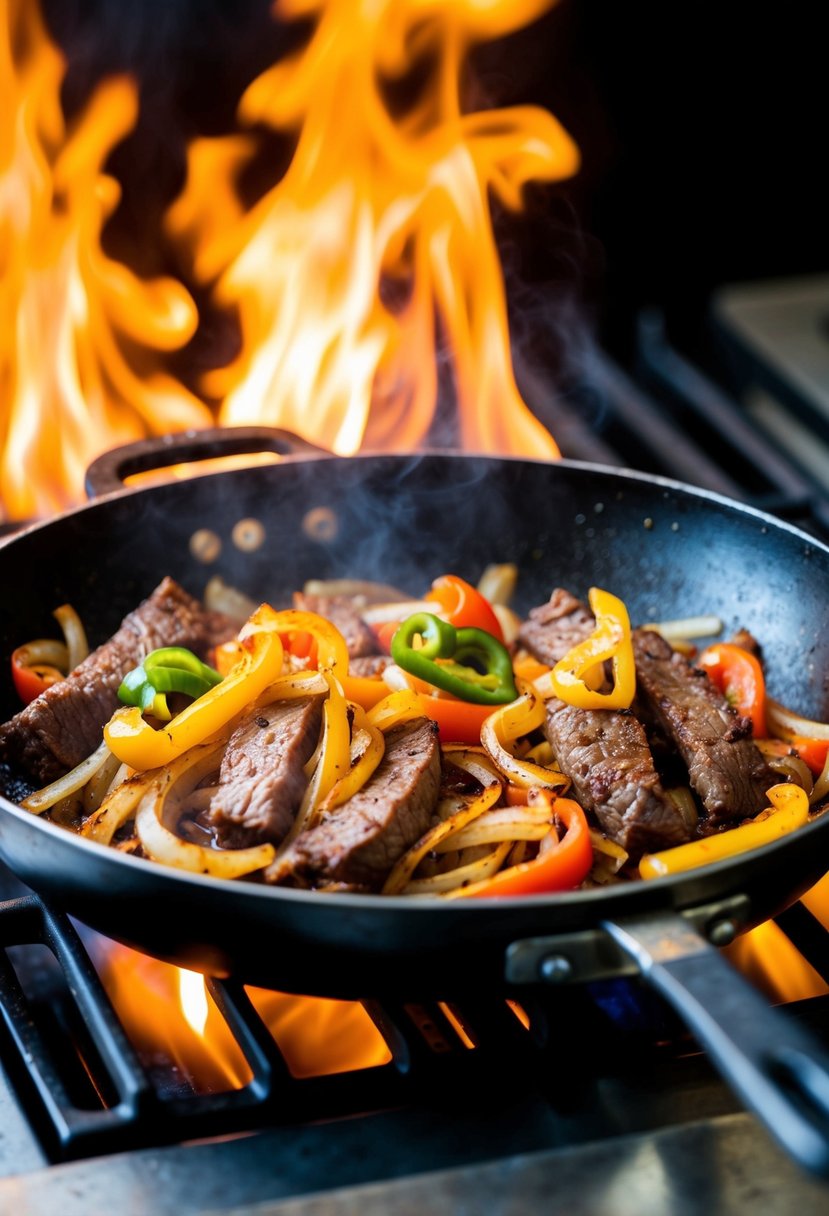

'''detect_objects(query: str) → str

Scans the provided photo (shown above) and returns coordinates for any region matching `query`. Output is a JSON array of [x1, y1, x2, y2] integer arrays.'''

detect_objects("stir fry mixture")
[[1, 570, 826, 897]]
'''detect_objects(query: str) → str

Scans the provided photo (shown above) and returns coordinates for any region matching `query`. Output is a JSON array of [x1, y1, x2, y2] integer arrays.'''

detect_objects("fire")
[[1, 0, 576, 521], [96, 941, 390, 1093], [168, 0, 577, 457], [0, 0, 211, 521]]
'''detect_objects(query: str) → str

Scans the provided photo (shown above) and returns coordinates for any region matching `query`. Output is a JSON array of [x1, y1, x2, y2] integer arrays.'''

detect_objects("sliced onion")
[[402, 842, 512, 895], [476, 563, 518, 606], [15, 639, 69, 669], [21, 740, 113, 815], [203, 576, 258, 623], [481, 688, 568, 792], [52, 604, 89, 671], [360, 598, 440, 625], [83, 750, 127, 815], [767, 698, 829, 742], [382, 782, 502, 895], [640, 615, 723, 642], [432, 805, 551, 851], [135, 743, 275, 877], [83, 769, 160, 845]]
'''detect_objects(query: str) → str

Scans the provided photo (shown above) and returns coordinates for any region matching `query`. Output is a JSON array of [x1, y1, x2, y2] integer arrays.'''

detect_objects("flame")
[[96, 940, 389, 1092], [725, 872, 829, 1005], [167, 0, 576, 457], [0, 0, 212, 521], [1, 0, 574, 521]]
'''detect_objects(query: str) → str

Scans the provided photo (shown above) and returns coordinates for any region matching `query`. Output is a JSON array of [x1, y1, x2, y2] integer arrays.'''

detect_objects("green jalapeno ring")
[[390, 612, 518, 706]]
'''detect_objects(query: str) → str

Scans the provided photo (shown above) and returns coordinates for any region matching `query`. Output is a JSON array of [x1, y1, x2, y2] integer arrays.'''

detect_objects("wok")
[[2, 429, 829, 1174]]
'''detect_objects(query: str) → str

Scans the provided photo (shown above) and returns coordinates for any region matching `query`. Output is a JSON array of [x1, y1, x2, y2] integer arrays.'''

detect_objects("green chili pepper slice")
[[118, 647, 223, 722], [390, 612, 517, 705]]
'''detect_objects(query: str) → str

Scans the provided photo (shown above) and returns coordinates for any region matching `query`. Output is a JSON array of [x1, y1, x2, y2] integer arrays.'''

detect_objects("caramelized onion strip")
[[402, 843, 512, 894], [21, 741, 113, 815], [431, 805, 551, 851], [135, 743, 275, 877], [382, 781, 502, 895], [481, 687, 568, 792]]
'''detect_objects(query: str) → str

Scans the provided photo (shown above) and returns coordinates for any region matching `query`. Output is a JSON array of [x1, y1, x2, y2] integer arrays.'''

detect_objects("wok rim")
[[2, 786, 829, 917], [1, 450, 829, 922]]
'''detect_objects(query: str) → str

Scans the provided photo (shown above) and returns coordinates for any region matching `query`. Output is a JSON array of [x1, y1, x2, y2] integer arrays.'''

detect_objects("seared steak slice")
[[207, 696, 323, 848], [267, 716, 441, 890], [521, 588, 690, 854], [543, 700, 688, 854], [348, 654, 394, 678], [0, 578, 235, 785], [292, 592, 379, 658], [517, 588, 596, 667], [632, 629, 776, 824]]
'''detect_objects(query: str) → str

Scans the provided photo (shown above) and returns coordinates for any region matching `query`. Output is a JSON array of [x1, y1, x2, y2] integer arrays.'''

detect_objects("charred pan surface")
[[267, 716, 441, 890], [0, 577, 234, 785], [207, 696, 323, 848], [632, 629, 776, 824], [292, 592, 379, 657], [520, 588, 690, 854]]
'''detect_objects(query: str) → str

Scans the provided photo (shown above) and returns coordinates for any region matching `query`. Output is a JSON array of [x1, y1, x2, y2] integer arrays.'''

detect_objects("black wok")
[[2, 429, 829, 1174]]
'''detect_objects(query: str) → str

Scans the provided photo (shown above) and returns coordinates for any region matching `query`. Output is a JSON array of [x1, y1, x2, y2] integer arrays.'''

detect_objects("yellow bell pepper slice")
[[480, 684, 568, 791], [639, 783, 810, 879], [104, 603, 286, 771], [546, 587, 635, 711], [270, 609, 350, 676]]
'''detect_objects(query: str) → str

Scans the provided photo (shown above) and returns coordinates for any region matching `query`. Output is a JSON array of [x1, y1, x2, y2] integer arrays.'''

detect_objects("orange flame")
[[0, 0, 212, 521], [1, 0, 575, 521], [168, 0, 577, 456], [97, 941, 390, 1092]]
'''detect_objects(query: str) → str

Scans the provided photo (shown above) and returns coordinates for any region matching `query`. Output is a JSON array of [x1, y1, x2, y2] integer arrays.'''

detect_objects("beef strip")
[[520, 588, 690, 854], [266, 716, 441, 890], [292, 592, 379, 658], [517, 587, 597, 666], [0, 577, 235, 785], [207, 696, 323, 848], [632, 629, 777, 824]]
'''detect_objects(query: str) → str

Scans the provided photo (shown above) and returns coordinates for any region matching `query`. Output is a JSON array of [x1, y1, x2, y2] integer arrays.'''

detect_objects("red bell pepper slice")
[[698, 642, 767, 737], [11, 647, 65, 704], [458, 797, 593, 897], [416, 694, 493, 744], [761, 735, 829, 776], [429, 574, 504, 642]]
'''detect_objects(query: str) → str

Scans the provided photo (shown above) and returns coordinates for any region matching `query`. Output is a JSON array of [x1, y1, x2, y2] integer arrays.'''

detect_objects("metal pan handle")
[[603, 910, 829, 1178], [84, 426, 330, 499]]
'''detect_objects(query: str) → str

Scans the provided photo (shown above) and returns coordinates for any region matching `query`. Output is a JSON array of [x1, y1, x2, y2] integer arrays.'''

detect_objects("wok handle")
[[603, 911, 829, 1178], [84, 426, 330, 498]]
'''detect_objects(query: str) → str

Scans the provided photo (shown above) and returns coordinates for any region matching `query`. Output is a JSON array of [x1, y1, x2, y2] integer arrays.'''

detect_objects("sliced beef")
[[632, 629, 776, 824], [292, 592, 379, 658], [0, 577, 235, 785], [521, 588, 691, 854], [517, 588, 596, 667], [348, 654, 394, 678], [543, 700, 688, 854], [207, 696, 323, 848], [266, 716, 441, 890]]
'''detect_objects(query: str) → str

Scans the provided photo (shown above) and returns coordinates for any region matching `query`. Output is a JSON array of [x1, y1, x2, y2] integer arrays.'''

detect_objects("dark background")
[[42, 0, 828, 378]]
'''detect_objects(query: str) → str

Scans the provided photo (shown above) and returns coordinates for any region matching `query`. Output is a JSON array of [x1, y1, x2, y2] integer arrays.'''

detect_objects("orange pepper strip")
[[429, 574, 504, 642], [759, 736, 829, 777], [416, 694, 494, 744], [698, 642, 767, 737], [449, 795, 592, 898], [340, 674, 390, 711]]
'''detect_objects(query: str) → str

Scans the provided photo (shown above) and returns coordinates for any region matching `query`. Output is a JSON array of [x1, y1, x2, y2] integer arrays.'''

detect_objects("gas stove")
[[3, 294, 829, 1212]]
